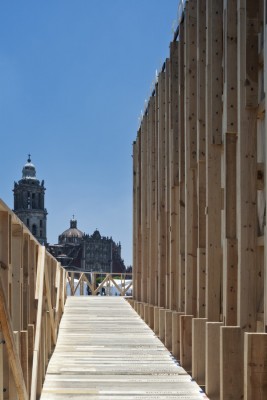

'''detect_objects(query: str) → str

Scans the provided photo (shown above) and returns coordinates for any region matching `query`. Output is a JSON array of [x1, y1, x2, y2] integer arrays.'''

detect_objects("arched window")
[[32, 224, 37, 236]]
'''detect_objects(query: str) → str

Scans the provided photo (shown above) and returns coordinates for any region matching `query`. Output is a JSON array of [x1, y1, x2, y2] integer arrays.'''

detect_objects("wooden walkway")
[[40, 297, 208, 399]]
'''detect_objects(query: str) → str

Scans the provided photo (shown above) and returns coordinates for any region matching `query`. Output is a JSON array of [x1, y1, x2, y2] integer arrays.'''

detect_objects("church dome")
[[22, 155, 37, 180], [58, 218, 84, 244]]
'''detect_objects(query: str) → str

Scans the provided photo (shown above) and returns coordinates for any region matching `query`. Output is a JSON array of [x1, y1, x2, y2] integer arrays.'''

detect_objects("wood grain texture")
[[40, 297, 207, 399]]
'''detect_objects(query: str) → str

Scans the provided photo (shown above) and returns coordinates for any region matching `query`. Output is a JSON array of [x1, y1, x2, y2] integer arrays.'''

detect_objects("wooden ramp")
[[40, 297, 208, 399]]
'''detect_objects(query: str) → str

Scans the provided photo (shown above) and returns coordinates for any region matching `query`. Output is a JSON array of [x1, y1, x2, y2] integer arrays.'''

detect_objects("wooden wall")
[[0, 199, 66, 400], [132, 0, 267, 398]]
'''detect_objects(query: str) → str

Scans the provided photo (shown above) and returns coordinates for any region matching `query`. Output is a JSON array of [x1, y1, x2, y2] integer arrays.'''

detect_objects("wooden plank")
[[196, 0, 206, 320], [20, 331, 29, 394], [157, 71, 167, 308], [148, 96, 157, 306], [184, 0, 198, 317], [223, 238, 238, 325], [205, 0, 223, 323], [0, 211, 10, 301], [44, 263, 57, 345], [180, 315, 193, 372], [172, 311, 183, 361], [165, 310, 172, 351], [9, 331, 19, 400], [169, 41, 179, 311], [244, 333, 267, 400], [148, 305, 154, 330], [11, 223, 23, 331], [178, 20, 185, 314], [220, 326, 243, 399], [205, 322, 223, 399], [192, 318, 207, 386], [0, 274, 28, 400], [154, 306, 161, 336], [27, 324, 34, 396], [30, 246, 45, 400], [0, 333, 4, 400], [40, 297, 205, 399], [237, 0, 258, 334], [159, 309, 166, 343]]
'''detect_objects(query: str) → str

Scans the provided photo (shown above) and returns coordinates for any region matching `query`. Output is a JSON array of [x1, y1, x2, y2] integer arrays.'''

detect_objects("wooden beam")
[[180, 314, 193, 372], [244, 333, 267, 399], [184, 0, 198, 317], [192, 318, 207, 386], [205, 0, 223, 322], [220, 326, 243, 399], [172, 311, 184, 361], [30, 246, 45, 400], [196, 0, 206, 319], [237, 0, 259, 332], [205, 322, 223, 399]]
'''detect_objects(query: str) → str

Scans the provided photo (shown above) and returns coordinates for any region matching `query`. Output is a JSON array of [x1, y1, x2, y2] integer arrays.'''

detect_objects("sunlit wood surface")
[[40, 296, 207, 399]]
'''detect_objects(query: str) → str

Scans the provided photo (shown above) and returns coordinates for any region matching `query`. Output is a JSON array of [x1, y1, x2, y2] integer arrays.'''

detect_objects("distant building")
[[48, 218, 126, 273], [13, 156, 47, 244]]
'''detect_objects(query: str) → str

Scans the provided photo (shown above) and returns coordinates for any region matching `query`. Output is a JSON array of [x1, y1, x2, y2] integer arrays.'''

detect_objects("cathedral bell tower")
[[13, 155, 47, 244]]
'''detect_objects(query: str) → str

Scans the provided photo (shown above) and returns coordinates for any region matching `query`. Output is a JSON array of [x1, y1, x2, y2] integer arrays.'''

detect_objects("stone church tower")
[[13, 155, 47, 244]]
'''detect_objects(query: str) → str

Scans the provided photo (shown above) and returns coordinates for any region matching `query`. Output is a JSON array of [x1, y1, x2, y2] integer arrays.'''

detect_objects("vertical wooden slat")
[[178, 21, 186, 314], [205, 0, 223, 322], [237, 0, 258, 333], [169, 41, 179, 311], [196, 0, 206, 319], [184, 0, 198, 317]]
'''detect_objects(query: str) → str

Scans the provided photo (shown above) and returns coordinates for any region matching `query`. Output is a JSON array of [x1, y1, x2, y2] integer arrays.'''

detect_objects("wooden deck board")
[[40, 297, 207, 399]]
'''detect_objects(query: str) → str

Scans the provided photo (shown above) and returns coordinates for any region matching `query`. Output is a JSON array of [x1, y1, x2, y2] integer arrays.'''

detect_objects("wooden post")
[[27, 324, 34, 396], [148, 305, 154, 330], [222, 0, 238, 327], [205, 0, 223, 323], [184, 0, 198, 317], [144, 303, 149, 324], [9, 331, 20, 400], [140, 114, 148, 304], [244, 333, 267, 400], [159, 308, 166, 342], [220, 326, 243, 399], [237, 0, 258, 334], [192, 318, 207, 386], [11, 223, 23, 331], [157, 71, 167, 308], [169, 41, 179, 311], [205, 322, 223, 399], [148, 96, 157, 306], [20, 331, 28, 394], [178, 17, 185, 314], [196, 0, 206, 319], [154, 306, 161, 336], [30, 246, 45, 400], [172, 311, 183, 361], [180, 315, 193, 372], [0, 273, 28, 400], [0, 333, 4, 400], [165, 310, 172, 351]]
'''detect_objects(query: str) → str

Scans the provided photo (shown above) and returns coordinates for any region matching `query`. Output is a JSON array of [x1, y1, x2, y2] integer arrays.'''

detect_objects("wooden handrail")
[[0, 199, 66, 399], [65, 271, 133, 297]]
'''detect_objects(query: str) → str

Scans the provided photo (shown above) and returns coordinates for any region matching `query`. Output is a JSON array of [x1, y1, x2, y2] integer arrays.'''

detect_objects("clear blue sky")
[[0, 0, 178, 267]]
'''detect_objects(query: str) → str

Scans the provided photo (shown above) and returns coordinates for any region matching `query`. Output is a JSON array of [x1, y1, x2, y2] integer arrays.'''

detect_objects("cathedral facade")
[[13, 156, 47, 244], [48, 218, 126, 273], [13, 157, 126, 273]]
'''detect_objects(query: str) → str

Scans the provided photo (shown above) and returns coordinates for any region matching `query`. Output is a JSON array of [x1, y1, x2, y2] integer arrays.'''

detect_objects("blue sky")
[[0, 0, 178, 267]]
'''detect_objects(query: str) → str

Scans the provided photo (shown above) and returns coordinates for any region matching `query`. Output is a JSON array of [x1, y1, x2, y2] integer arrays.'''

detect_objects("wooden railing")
[[0, 199, 66, 400], [66, 271, 133, 297]]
